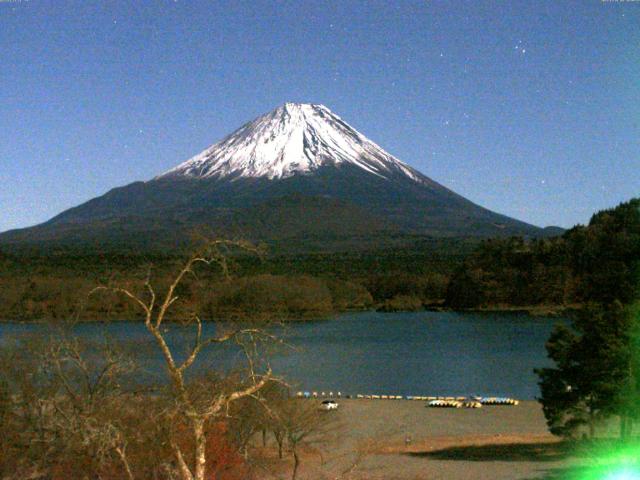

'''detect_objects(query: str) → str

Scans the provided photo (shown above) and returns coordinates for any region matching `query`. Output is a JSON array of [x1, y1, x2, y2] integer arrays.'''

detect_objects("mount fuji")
[[160, 103, 424, 183], [0, 103, 551, 252]]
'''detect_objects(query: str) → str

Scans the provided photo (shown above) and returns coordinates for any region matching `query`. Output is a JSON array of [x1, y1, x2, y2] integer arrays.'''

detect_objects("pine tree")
[[536, 199, 640, 439], [537, 302, 638, 438]]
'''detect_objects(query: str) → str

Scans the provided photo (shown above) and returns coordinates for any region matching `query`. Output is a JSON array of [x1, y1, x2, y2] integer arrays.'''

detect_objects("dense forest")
[[0, 240, 468, 321], [446, 198, 640, 310], [1, 198, 637, 322]]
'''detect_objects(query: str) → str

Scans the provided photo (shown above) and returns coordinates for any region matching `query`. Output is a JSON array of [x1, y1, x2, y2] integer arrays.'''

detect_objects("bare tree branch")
[[89, 239, 274, 480]]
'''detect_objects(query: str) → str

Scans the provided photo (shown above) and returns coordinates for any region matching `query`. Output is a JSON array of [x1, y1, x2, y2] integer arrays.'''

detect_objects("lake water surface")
[[0, 311, 563, 399]]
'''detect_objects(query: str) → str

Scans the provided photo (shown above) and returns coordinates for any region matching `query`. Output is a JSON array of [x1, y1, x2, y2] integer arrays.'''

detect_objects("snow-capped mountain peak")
[[159, 103, 423, 182]]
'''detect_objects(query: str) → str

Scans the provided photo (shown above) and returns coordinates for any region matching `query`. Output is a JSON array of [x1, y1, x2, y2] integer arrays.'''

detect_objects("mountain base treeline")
[[0, 242, 468, 322], [1, 198, 637, 322], [445, 198, 640, 310]]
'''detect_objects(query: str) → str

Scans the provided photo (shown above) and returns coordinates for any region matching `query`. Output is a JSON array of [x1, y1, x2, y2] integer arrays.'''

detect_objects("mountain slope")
[[0, 103, 551, 252]]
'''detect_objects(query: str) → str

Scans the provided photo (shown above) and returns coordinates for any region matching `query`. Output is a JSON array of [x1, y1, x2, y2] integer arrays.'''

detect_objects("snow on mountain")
[[159, 103, 424, 182]]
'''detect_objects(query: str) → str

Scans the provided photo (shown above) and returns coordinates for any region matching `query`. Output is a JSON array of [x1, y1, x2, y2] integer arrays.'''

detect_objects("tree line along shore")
[[0, 198, 637, 323]]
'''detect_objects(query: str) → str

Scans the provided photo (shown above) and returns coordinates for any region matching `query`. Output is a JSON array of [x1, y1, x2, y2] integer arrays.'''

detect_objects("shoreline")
[[0, 303, 575, 324], [425, 303, 580, 318], [286, 399, 574, 480]]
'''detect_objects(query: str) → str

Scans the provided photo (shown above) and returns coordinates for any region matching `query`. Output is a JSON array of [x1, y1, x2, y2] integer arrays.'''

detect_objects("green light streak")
[[604, 469, 640, 480], [575, 442, 640, 480]]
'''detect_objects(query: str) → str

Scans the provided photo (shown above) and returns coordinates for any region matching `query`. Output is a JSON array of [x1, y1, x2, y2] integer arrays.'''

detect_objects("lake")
[[0, 311, 563, 399]]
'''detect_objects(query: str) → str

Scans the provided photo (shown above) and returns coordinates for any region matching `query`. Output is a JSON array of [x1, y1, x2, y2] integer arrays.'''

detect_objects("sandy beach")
[[263, 399, 576, 480]]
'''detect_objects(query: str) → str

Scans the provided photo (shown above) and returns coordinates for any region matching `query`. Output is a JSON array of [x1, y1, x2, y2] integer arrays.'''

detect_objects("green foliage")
[[444, 268, 486, 308], [446, 198, 640, 310], [567, 199, 640, 305], [536, 303, 635, 437], [532, 198, 640, 439]]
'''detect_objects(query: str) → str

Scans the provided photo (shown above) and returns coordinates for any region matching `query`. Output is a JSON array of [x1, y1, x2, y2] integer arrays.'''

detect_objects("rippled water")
[[0, 311, 564, 399]]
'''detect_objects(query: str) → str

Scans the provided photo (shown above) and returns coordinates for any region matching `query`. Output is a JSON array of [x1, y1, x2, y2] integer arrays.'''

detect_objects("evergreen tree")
[[536, 302, 632, 438], [617, 302, 640, 438], [536, 199, 640, 439]]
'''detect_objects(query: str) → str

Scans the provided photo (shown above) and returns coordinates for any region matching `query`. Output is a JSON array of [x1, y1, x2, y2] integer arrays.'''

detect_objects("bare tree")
[[226, 395, 261, 458], [0, 333, 158, 480], [93, 240, 275, 480], [262, 397, 326, 480], [43, 336, 138, 479], [287, 402, 322, 480]]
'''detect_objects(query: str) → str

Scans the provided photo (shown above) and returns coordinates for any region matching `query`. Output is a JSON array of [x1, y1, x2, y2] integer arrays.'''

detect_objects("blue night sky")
[[1, 0, 638, 232]]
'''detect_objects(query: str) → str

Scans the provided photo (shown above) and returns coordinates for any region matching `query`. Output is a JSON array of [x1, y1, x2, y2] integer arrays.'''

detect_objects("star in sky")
[[2, 1, 637, 232]]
